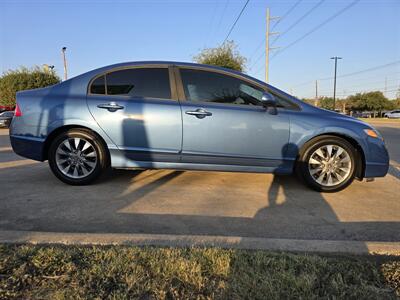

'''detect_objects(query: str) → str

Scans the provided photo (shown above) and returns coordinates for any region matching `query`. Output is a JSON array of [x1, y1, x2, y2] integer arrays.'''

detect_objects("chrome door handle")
[[97, 102, 124, 112], [185, 108, 212, 119]]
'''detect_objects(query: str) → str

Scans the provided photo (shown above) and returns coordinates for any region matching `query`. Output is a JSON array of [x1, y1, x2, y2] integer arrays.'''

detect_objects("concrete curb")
[[0, 230, 399, 255]]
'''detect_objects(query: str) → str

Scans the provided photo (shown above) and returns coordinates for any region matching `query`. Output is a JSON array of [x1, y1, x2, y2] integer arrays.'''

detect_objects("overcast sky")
[[1, 0, 399, 99]]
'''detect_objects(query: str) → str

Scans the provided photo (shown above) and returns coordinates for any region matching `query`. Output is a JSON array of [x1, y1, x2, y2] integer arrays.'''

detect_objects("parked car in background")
[[352, 111, 372, 118], [384, 110, 400, 119], [0, 111, 14, 128], [334, 109, 346, 115], [0, 105, 15, 113], [9, 61, 389, 192]]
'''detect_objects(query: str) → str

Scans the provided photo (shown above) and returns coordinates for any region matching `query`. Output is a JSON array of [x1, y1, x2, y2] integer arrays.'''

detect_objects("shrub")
[[194, 41, 247, 72], [0, 66, 61, 106]]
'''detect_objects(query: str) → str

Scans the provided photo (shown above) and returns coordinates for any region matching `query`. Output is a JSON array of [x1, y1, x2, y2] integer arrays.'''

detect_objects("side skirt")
[[110, 149, 294, 175]]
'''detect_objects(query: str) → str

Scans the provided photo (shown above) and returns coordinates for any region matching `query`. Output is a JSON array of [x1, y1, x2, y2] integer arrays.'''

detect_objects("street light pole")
[[62, 47, 68, 81], [330, 56, 342, 110]]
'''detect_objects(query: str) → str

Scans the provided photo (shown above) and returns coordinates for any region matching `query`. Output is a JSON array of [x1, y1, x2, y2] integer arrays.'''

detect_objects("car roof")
[[86, 61, 269, 88], [0, 111, 13, 115], [50, 60, 272, 97], [38, 60, 306, 111]]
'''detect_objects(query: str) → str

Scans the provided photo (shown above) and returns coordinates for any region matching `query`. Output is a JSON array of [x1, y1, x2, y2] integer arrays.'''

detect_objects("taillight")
[[14, 103, 22, 117]]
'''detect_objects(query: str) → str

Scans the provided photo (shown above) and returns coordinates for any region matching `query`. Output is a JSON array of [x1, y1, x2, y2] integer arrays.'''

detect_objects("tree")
[[319, 97, 335, 110], [193, 41, 247, 72], [346, 91, 392, 113], [0, 66, 61, 107], [301, 98, 315, 105], [390, 99, 400, 109]]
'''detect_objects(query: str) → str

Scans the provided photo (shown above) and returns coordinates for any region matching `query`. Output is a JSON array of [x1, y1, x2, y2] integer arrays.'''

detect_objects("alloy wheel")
[[308, 144, 352, 187], [55, 137, 98, 179]]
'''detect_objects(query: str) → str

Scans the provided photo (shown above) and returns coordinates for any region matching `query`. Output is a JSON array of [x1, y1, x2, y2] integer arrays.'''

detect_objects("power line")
[[333, 77, 400, 89], [332, 86, 399, 97], [215, 0, 230, 36], [271, 0, 360, 60], [319, 84, 399, 95], [222, 0, 250, 45], [319, 60, 400, 80], [292, 60, 400, 88], [204, 0, 219, 46], [249, 49, 266, 71], [302, 87, 399, 99], [270, 0, 326, 47], [271, 0, 302, 31], [248, 0, 303, 70], [333, 71, 400, 84]]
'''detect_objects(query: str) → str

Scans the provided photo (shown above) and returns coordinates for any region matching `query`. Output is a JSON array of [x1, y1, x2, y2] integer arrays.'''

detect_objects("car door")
[[176, 67, 291, 168], [87, 66, 182, 165]]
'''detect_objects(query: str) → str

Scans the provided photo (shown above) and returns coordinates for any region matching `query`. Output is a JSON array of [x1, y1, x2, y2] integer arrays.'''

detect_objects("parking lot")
[[0, 121, 399, 248]]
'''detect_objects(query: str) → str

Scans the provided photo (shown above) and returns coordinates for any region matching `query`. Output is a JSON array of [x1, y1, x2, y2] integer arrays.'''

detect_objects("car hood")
[[300, 102, 378, 130]]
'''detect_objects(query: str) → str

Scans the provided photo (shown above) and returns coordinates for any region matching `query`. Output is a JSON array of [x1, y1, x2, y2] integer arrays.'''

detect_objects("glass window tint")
[[90, 75, 106, 94], [269, 91, 299, 109], [180, 69, 263, 106], [106, 68, 171, 99]]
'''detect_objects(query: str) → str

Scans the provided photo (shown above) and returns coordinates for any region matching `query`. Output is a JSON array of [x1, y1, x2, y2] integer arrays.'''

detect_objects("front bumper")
[[363, 136, 389, 178], [364, 161, 389, 178]]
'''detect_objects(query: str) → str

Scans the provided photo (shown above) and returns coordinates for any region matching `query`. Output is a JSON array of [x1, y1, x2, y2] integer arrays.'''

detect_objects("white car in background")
[[384, 110, 400, 119]]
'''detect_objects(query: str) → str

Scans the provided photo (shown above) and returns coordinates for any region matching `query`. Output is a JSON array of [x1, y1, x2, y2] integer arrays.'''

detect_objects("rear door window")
[[90, 75, 106, 94], [106, 68, 171, 99], [89, 68, 171, 99]]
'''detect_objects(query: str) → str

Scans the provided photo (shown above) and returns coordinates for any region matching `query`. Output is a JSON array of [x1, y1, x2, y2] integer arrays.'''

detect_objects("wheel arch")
[[42, 125, 110, 164], [297, 133, 365, 180]]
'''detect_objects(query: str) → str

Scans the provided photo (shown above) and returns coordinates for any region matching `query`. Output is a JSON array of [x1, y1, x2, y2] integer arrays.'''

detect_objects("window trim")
[[87, 64, 177, 101], [175, 65, 301, 110]]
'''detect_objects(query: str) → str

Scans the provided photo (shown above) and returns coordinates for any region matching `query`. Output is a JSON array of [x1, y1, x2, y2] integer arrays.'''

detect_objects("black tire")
[[296, 135, 357, 192], [48, 128, 109, 185]]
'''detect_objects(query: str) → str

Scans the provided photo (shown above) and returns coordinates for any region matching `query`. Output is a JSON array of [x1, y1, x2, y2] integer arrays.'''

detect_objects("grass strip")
[[0, 244, 399, 299]]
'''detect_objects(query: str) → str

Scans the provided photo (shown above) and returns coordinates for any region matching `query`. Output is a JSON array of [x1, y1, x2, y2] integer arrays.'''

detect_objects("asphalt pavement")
[[0, 121, 399, 252]]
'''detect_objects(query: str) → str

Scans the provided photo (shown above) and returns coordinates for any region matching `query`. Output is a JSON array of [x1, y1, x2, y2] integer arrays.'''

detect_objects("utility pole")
[[330, 56, 342, 110], [62, 47, 68, 80], [265, 8, 279, 83], [384, 77, 387, 96], [314, 80, 319, 106]]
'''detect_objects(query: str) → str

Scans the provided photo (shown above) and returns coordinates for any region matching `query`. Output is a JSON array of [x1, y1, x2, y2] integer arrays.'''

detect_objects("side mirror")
[[261, 92, 277, 108]]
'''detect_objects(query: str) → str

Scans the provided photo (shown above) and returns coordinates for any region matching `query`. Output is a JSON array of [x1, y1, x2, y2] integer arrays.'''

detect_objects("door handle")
[[97, 102, 124, 112], [185, 108, 212, 119]]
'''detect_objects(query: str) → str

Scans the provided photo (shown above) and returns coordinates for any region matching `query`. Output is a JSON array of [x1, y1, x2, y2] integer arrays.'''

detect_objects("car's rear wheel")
[[48, 129, 108, 185], [297, 136, 357, 192]]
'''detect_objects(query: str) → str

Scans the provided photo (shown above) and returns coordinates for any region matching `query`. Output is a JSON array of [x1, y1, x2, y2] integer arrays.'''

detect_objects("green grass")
[[0, 244, 399, 299]]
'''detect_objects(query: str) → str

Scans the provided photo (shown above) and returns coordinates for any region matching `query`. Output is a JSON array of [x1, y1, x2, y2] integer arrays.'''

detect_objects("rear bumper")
[[10, 135, 45, 161]]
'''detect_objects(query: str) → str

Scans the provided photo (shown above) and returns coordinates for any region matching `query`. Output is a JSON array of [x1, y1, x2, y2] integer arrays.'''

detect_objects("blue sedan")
[[9, 62, 389, 192]]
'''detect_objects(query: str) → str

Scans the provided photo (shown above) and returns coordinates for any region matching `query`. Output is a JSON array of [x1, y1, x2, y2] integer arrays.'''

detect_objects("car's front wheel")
[[297, 136, 357, 192], [48, 129, 109, 185]]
